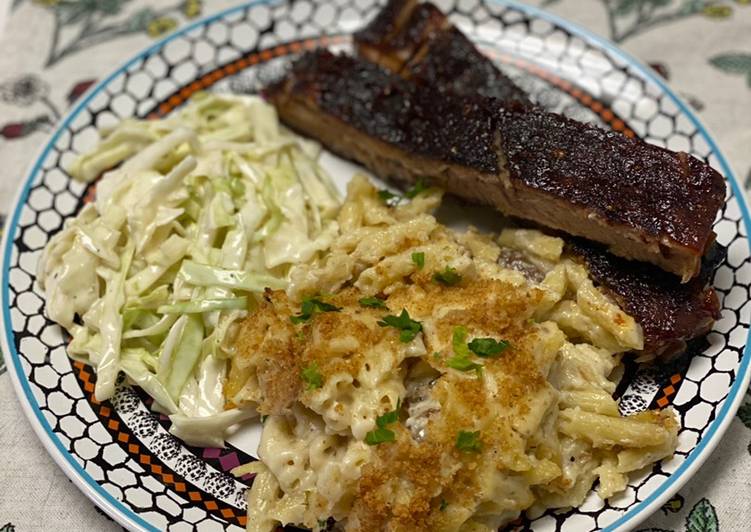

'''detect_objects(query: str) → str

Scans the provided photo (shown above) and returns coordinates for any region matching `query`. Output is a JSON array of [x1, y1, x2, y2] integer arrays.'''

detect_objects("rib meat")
[[265, 49, 725, 281], [567, 240, 722, 359], [353, 1, 727, 357], [355, 0, 530, 103], [354, 0, 444, 74], [349, 0, 723, 358]]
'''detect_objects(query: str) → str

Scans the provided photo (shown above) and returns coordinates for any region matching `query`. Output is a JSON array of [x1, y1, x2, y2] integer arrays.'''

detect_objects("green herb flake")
[[468, 338, 510, 358], [260, 415, 269, 424], [365, 426, 396, 445], [411, 251, 425, 269], [446, 355, 484, 374], [455, 430, 482, 453], [405, 179, 429, 199], [439, 499, 448, 511], [377, 309, 423, 342], [378, 189, 400, 204], [376, 399, 401, 428], [446, 326, 483, 374], [290, 297, 342, 324], [433, 351, 442, 360], [452, 326, 470, 357], [301, 362, 324, 390], [433, 266, 461, 286], [365, 399, 401, 445], [359, 296, 387, 309]]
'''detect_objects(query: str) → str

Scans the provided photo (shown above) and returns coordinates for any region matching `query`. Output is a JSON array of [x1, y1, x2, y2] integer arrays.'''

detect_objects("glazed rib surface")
[[355, 0, 530, 103]]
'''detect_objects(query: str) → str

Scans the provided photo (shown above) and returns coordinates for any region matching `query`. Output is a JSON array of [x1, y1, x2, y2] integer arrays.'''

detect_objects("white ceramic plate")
[[3, 1, 750, 531]]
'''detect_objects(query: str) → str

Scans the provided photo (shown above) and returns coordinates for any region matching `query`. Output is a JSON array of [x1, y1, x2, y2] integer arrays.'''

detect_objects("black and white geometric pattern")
[[1, 2, 749, 531]]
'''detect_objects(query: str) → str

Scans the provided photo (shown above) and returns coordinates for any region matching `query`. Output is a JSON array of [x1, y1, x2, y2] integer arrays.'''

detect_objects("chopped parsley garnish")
[[455, 430, 482, 453], [260, 415, 268, 424], [378, 189, 399, 204], [359, 296, 387, 309], [439, 499, 448, 511], [378, 180, 430, 205], [411, 251, 425, 269], [364, 427, 396, 445], [405, 179, 429, 199], [290, 297, 342, 324], [468, 337, 510, 358], [365, 400, 400, 445], [300, 362, 323, 390], [378, 309, 423, 342], [375, 399, 400, 427], [433, 266, 461, 286], [452, 326, 470, 357], [433, 351, 442, 360], [446, 356, 484, 373], [446, 326, 483, 375]]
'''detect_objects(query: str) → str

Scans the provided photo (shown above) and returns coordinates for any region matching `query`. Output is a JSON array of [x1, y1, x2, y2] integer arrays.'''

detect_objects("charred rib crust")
[[495, 102, 726, 256], [352, 0, 418, 50], [405, 27, 530, 103], [355, 1, 444, 72], [391, 3, 447, 59], [269, 50, 499, 174], [355, 1, 528, 103]]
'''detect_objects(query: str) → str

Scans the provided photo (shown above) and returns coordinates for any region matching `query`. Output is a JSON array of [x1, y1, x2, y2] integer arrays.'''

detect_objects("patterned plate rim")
[[1, 1, 749, 531]]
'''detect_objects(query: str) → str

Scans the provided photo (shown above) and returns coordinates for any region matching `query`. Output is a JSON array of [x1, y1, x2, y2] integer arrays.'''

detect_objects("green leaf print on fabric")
[[601, 0, 740, 43], [709, 53, 751, 86], [686, 498, 720, 532], [0, 523, 16, 532], [637, 497, 720, 532], [24, 0, 204, 67], [613, 0, 671, 16]]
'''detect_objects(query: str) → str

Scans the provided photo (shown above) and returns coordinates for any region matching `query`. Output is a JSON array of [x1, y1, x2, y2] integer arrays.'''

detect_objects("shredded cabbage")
[[157, 297, 247, 314], [178, 260, 286, 292], [169, 408, 257, 448], [38, 93, 340, 444]]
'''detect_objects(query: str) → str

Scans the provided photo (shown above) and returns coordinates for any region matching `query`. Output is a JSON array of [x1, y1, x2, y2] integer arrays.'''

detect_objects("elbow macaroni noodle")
[[228, 175, 678, 532]]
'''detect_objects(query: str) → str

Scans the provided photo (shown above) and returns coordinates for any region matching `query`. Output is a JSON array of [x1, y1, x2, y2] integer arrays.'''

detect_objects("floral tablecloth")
[[0, 1, 749, 531]]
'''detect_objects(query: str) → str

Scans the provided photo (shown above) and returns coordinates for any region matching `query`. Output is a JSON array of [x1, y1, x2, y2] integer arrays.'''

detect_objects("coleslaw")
[[38, 93, 340, 446]]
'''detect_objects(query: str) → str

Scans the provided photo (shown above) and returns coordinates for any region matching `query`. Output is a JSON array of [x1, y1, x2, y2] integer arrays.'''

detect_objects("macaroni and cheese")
[[228, 175, 677, 532]]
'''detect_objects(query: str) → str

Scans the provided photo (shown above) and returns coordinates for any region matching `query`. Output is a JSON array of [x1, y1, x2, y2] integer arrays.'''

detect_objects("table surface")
[[0, 1, 749, 531]]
